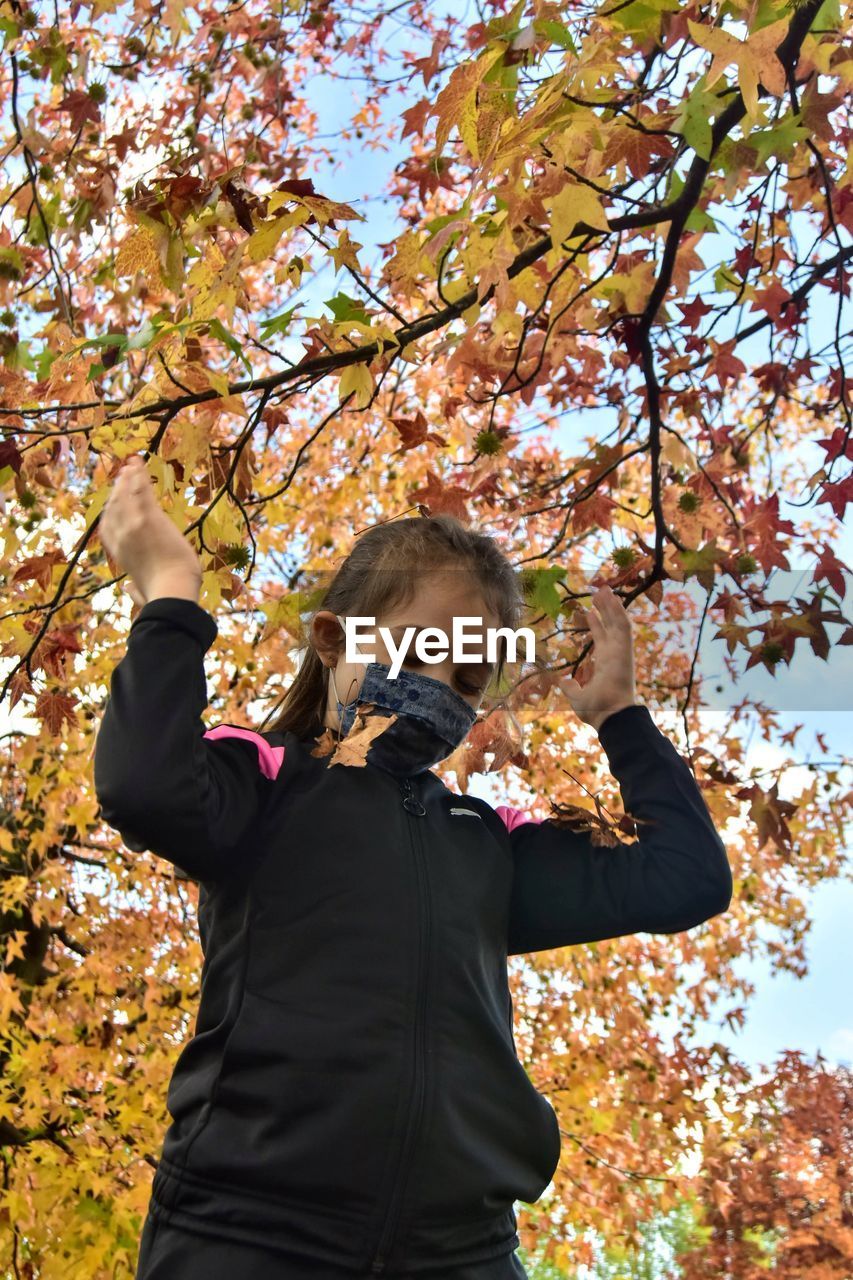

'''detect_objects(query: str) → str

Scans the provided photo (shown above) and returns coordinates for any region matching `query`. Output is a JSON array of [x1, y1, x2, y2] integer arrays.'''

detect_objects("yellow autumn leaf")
[[589, 1107, 616, 1134], [688, 17, 789, 120], [329, 228, 364, 272], [459, 88, 481, 163], [267, 190, 364, 227], [548, 182, 610, 248], [339, 362, 374, 409], [245, 215, 290, 263], [115, 228, 162, 283]]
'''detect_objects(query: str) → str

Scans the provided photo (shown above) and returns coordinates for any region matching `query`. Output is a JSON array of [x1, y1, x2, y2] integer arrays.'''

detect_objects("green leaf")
[[685, 203, 718, 233], [125, 322, 158, 353], [810, 0, 841, 30], [34, 348, 58, 381], [747, 113, 809, 166], [325, 291, 371, 325], [748, 0, 792, 31], [258, 305, 300, 341], [77, 1194, 111, 1224], [713, 264, 740, 292], [205, 317, 254, 375], [677, 542, 721, 585], [677, 83, 717, 160], [8, 341, 36, 373], [521, 566, 566, 621], [607, 0, 680, 36], [0, 17, 20, 49], [533, 18, 577, 52]]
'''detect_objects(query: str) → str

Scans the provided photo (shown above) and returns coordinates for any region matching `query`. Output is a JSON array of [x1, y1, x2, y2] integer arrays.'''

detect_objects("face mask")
[[329, 619, 479, 776]]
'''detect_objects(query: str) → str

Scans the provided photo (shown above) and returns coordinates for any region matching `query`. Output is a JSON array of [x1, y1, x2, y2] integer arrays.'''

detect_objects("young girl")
[[95, 456, 733, 1280]]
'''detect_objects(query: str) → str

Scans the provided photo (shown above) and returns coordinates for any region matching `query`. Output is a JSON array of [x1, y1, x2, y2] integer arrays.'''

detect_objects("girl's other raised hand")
[[561, 584, 639, 733], [98, 456, 203, 607]]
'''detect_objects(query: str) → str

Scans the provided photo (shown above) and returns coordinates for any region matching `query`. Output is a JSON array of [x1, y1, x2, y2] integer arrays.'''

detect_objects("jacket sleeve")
[[93, 597, 284, 885], [500, 704, 733, 955]]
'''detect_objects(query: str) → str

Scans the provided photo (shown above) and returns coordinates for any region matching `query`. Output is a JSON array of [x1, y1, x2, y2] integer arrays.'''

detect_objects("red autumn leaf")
[[391, 410, 448, 451], [11, 551, 67, 591], [740, 493, 796, 573], [400, 98, 432, 141], [815, 426, 853, 464], [813, 543, 849, 599], [274, 178, 318, 200], [708, 339, 747, 389], [816, 474, 853, 521], [0, 438, 23, 474], [55, 90, 101, 132], [751, 280, 793, 323], [677, 296, 712, 329], [410, 469, 471, 521], [600, 124, 675, 181], [163, 175, 207, 222], [35, 689, 78, 736]]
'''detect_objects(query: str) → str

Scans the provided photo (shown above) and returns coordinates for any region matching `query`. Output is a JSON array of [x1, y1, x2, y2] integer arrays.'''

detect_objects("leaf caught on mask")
[[310, 705, 400, 769]]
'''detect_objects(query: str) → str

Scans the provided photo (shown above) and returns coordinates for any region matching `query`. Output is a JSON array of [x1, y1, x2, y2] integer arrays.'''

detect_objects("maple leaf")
[[740, 492, 795, 572], [677, 295, 712, 330], [816, 474, 853, 521], [106, 123, 138, 163], [55, 90, 102, 132], [115, 228, 162, 283], [329, 228, 364, 273], [600, 124, 674, 181], [222, 177, 259, 234], [391, 410, 448, 452], [734, 781, 798, 854], [406, 30, 452, 89], [410, 469, 471, 521], [708, 339, 747, 390], [0, 438, 23, 474], [163, 174, 207, 222], [35, 689, 78, 736], [7, 666, 34, 712], [400, 97, 432, 141], [688, 17, 790, 119], [815, 427, 853, 465], [314, 708, 400, 769], [273, 178, 317, 200], [547, 182, 610, 249], [750, 280, 792, 323], [11, 550, 67, 591]]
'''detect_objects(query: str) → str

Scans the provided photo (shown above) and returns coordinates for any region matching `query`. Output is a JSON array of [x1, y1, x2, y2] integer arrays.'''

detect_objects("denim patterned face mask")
[[329, 626, 479, 777]]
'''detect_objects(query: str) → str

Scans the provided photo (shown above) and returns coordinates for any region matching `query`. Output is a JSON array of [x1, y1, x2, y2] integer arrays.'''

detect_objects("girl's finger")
[[597, 588, 628, 627]]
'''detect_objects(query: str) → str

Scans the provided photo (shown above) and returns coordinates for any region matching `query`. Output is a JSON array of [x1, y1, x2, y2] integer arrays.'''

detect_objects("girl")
[[95, 455, 732, 1279]]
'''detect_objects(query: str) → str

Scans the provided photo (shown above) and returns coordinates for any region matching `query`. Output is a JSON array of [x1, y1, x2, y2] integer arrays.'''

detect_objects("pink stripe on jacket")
[[203, 725, 285, 781]]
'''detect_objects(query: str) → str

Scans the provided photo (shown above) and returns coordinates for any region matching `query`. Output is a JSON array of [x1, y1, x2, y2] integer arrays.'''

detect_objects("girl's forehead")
[[381, 572, 500, 627]]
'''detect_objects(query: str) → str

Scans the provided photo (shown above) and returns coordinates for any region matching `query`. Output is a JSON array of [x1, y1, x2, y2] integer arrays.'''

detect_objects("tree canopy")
[[0, 0, 851, 1275]]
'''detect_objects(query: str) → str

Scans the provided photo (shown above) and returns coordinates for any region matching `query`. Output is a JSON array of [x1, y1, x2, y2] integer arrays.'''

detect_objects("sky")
[[2, 4, 851, 1083]]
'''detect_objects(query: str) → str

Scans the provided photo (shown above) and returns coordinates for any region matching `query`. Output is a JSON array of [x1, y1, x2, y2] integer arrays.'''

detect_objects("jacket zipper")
[[370, 773, 429, 1275]]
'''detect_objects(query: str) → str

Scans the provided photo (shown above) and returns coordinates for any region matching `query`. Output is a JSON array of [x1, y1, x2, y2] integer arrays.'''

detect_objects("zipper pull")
[[371, 1257, 386, 1275], [399, 776, 426, 816]]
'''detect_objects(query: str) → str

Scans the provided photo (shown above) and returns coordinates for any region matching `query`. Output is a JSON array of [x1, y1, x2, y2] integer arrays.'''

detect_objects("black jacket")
[[93, 597, 733, 1274]]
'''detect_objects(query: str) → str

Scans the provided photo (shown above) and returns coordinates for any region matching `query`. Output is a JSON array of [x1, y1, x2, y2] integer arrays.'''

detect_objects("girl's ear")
[[310, 610, 345, 668]]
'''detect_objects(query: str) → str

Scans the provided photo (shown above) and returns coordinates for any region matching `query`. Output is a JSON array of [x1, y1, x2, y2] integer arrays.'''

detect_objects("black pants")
[[135, 1211, 530, 1279]]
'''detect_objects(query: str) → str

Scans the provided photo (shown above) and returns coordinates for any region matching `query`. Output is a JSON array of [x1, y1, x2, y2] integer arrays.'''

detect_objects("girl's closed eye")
[[402, 655, 488, 697]]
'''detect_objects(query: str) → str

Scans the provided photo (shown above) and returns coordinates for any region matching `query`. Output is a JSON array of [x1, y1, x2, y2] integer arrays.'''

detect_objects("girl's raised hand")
[[99, 456, 203, 607], [561, 584, 638, 732]]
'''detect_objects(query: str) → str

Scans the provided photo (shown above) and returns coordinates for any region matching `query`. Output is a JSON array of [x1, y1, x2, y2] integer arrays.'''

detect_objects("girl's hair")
[[260, 514, 526, 742]]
